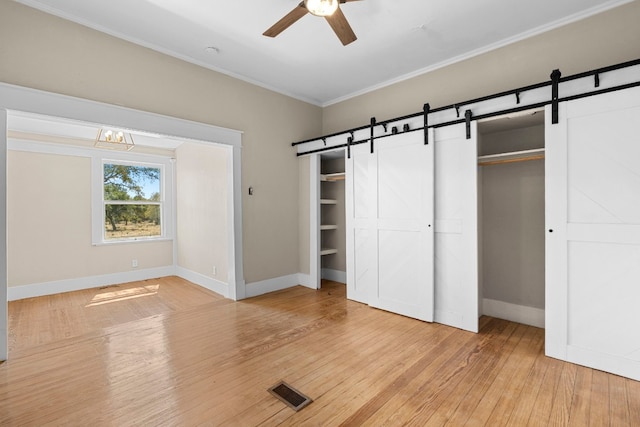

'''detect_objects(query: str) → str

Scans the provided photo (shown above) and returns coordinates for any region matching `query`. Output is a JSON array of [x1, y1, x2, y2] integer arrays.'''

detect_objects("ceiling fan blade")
[[263, 2, 308, 38], [325, 7, 357, 46]]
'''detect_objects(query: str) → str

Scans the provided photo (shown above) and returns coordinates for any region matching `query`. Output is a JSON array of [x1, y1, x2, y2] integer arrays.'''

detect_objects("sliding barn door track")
[[292, 58, 640, 157]]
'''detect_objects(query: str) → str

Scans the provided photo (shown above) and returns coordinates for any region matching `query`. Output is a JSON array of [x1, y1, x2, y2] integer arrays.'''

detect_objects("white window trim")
[[91, 151, 174, 246]]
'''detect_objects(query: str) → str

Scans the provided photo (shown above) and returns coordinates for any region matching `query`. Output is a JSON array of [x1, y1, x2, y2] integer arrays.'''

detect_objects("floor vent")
[[268, 381, 313, 411]]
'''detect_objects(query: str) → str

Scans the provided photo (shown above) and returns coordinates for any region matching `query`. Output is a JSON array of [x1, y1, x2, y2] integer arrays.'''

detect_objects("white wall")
[[176, 142, 229, 283]]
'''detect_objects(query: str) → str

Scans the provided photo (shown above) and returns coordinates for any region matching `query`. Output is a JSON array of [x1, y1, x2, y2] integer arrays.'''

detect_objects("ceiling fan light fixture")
[[304, 0, 339, 17]]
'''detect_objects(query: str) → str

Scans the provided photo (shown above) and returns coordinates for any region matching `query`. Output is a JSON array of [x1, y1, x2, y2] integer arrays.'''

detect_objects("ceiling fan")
[[263, 0, 362, 46]]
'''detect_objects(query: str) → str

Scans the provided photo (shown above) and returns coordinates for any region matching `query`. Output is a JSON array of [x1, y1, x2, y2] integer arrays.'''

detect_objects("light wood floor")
[[2, 277, 639, 426]]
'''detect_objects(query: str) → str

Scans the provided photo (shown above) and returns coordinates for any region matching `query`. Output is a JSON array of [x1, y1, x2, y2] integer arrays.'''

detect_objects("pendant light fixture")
[[95, 128, 135, 151]]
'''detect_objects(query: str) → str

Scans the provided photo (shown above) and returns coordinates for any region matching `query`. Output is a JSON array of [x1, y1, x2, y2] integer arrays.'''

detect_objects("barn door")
[[546, 87, 640, 381], [367, 131, 434, 321], [433, 123, 479, 333], [346, 143, 374, 304], [346, 130, 434, 321]]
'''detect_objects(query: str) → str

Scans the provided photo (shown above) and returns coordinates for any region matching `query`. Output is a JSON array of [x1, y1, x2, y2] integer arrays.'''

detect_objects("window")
[[92, 155, 173, 244], [103, 162, 162, 240]]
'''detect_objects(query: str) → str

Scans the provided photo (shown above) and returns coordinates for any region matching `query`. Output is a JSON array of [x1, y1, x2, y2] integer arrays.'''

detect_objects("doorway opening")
[[319, 150, 346, 288], [477, 108, 545, 328], [0, 83, 244, 359]]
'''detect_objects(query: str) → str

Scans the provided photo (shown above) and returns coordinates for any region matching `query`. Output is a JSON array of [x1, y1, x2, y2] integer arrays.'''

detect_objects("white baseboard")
[[321, 268, 346, 283], [482, 298, 545, 328], [175, 266, 229, 298], [8, 266, 175, 301], [297, 273, 313, 289], [245, 273, 314, 298]]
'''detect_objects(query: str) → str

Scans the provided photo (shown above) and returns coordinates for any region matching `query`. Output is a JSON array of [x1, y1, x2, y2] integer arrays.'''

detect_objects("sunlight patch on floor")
[[86, 284, 160, 307]]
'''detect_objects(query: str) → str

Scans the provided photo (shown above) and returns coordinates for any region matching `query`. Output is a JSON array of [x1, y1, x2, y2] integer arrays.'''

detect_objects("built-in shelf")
[[478, 148, 545, 166], [320, 224, 338, 230], [321, 172, 346, 182], [319, 164, 344, 262], [320, 248, 338, 256]]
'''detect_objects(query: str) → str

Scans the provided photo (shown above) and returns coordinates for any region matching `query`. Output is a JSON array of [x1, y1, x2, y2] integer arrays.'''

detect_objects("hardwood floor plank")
[[2, 278, 638, 426], [466, 325, 545, 427], [175, 305, 406, 425], [589, 369, 611, 426], [628, 378, 640, 426], [567, 366, 592, 426], [609, 373, 631, 426], [525, 356, 564, 426], [388, 319, 522, 425], [245, 320, 435, 425], [283, 323, 461, 426], [8, 276, 224, 353], [548, 360, 578, 426], [220, 306, 439, 425], [431, 322, 525, 426], [337, 322, 491, 426]]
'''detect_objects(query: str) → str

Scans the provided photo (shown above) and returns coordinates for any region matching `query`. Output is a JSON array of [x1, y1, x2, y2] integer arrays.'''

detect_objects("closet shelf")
[[320, 248, 338, 256], [478, 148, 545, 166], [320, 198, 338, 205], [320, 224, 338, 230], [321, 172, 346, 182]]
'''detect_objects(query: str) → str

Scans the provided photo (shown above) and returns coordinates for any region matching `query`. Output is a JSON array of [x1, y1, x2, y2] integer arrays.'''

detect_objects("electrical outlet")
[[132, 259, 138, 268], [212, 266, 217, 276]]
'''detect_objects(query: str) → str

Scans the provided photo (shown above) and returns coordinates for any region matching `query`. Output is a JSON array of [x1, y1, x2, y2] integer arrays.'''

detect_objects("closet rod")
[[478, 148, 545, 166], [478, 154, 544, 166]]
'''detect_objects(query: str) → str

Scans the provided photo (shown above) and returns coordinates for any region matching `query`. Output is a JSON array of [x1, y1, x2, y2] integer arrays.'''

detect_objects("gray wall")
[[480, 125, 545, 309]]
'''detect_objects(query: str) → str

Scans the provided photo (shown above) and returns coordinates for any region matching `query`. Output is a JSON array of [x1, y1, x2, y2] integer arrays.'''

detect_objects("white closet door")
[[368, 131, 434, 321], [433, 124, 479, 333], [546, 87, 640, 381], [346, 144, 374, 303]]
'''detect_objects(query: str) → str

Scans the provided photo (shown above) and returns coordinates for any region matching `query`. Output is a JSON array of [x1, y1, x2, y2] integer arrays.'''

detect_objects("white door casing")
[[309, 153, 321, 290], [546, 87, 640, 381]]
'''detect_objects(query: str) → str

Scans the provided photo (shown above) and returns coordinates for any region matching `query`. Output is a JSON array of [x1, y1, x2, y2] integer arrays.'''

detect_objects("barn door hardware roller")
[[370, 117, 376, 153], [465, 110, 473, 139], [551, 69, 561, 124], [423, 103, 430, 145]]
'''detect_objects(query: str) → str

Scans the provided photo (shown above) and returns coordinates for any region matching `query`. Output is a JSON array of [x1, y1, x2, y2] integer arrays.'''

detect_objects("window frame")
[[91, 152, 174, 245]]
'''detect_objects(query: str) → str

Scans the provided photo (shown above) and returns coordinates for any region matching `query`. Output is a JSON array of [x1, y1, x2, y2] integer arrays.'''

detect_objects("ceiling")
[[15, 0, 631, 106]]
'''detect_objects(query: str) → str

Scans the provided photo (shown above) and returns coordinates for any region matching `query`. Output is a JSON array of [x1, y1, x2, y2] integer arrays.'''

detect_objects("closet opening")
[[319, 150, 346, 289], [477, 108, 546, 329]]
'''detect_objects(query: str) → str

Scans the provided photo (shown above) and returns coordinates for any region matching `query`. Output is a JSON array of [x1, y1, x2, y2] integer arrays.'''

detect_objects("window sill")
[[92, 237, 173, 246]]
